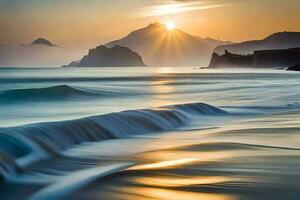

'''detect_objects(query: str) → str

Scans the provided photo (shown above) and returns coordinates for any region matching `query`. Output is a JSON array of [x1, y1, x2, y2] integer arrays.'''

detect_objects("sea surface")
[[0, 67, 300, 200]]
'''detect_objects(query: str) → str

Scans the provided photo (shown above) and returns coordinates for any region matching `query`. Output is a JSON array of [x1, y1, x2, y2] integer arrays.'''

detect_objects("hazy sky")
[[1, 0, 300, 48]]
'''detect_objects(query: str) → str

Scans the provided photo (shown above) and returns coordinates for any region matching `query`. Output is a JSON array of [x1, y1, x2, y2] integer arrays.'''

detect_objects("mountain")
[[106, 22, 231, 67], [208, 48, 300, 68], [0, 39, 86, 67], [215, 32, 300, 54], [63, 45, 146, 67], [31, 38, 57, 47], [197, 37, 233, 50]]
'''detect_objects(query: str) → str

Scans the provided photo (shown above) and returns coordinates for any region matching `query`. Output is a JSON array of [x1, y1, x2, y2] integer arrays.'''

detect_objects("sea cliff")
[[208, 48, 300, 68]]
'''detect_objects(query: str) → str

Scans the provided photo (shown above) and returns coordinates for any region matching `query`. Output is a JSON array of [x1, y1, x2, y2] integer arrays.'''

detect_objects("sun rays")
[[141, 22, 189, 66]]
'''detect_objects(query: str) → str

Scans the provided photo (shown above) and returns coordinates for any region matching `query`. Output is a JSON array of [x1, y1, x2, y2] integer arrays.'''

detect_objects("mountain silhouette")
[[215, 32, 300, 54], [0, 43, 85, 67], [63, 45, 146, 67], [31, 38, 58, 47], [106, 22, 231, 67]]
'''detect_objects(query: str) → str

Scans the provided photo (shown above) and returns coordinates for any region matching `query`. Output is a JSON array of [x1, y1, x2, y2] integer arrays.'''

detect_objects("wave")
[[171, 142, 300, 152], [0, 102, 226, 181], [0, 85, 121, 102], [28, 163, 133, 200]]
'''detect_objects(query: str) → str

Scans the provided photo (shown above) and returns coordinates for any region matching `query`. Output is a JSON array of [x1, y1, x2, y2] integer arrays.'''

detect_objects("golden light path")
[[135, 176, 232, 187], [129, 157, 198, 170]]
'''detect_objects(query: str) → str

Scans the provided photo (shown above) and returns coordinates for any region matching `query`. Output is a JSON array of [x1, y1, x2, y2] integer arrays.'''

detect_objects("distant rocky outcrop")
[[286, 64, 300, 71], [63, 45, 146, 67], [208, 48, 300, 68], [30, 38, 57, 47], [215, 32, 300, 55], [106, 22, 232, 67], [62, 61, 79, 68]]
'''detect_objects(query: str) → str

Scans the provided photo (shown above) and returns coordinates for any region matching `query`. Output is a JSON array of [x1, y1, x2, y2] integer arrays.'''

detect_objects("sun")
[[166, 21, 175, 30]]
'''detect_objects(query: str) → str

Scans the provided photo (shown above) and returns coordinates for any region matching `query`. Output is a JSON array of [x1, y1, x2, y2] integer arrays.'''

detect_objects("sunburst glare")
[[166, 21, 175, 30]]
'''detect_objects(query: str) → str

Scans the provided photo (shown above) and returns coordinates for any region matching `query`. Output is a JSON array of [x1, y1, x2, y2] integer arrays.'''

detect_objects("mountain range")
[[1, 24, 300, 68], [106, 22, 232, 67], [215, 32, 300, 54]]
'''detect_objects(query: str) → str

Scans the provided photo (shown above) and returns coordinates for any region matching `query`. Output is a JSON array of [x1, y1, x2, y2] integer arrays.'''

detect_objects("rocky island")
[[63, 45, 146, 67], [208, 48, 300, 68]]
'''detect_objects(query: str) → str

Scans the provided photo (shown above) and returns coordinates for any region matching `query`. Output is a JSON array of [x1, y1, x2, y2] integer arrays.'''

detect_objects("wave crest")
[[0, 85, 118, 102], [0, 102, 226, 180]]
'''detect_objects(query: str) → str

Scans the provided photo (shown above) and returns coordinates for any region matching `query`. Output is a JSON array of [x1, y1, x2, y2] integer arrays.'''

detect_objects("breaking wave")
[[0, 102, 226, 180]]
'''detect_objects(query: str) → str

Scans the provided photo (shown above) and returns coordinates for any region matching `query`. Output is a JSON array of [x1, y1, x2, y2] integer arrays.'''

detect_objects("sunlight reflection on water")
[[116, 186, 237, 200]]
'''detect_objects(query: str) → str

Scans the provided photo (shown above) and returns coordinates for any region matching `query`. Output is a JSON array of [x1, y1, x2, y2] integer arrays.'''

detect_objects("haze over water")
[[0, 67, 300, 200]]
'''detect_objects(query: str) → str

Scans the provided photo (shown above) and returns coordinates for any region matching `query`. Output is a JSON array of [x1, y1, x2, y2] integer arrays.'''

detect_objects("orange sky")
[[1, 0, 300, 48]]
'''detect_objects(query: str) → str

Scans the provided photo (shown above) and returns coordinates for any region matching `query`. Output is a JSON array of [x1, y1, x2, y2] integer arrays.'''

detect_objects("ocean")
[[0, 67, 300, 200]]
